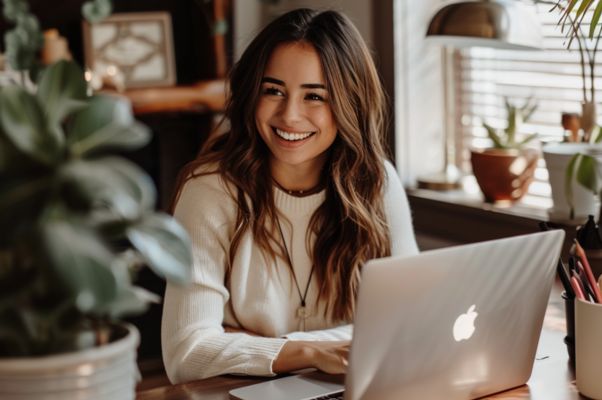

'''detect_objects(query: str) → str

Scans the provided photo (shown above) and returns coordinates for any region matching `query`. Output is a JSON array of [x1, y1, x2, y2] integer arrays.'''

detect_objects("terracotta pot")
[[470, 148, 538, 203]]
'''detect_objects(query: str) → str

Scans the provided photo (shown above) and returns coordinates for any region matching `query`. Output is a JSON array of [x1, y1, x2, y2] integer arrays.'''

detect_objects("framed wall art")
[[83, 12, 176, 89]]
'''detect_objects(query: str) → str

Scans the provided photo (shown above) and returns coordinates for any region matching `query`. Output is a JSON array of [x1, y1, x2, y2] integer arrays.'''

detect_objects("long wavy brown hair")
[[172, 9, 391, 322]]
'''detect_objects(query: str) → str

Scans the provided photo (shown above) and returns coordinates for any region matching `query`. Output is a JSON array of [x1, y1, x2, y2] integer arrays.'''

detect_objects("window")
[[455, 3, 601, 205]]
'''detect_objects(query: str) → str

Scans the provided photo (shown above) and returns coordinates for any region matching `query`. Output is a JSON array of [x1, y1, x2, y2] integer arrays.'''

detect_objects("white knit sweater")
[[161, 161, 418, 383]]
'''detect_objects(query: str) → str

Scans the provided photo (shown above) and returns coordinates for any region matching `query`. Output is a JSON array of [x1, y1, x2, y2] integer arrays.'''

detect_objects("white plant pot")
[[0, 324, 139, 400], [543, 143, 601, 222]]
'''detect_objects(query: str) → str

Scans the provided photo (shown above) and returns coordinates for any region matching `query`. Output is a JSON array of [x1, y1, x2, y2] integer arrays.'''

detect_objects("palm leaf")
[[590, 0, 602, 37], [575, 0, 595, 20]]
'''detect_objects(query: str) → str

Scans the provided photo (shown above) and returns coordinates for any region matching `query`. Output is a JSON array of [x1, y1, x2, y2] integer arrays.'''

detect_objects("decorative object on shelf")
[[418, 0, 542, 191], [562, 111, 581, 142], [41, 29, 72, 65], [470, 97, 539, 202], [543, 142, 602, 221], [0, 1, 192, 399], [82, 11, 177, 89]]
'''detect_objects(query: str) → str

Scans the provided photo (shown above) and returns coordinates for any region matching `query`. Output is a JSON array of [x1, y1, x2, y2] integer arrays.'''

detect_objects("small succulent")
[[482, 97, 538, 150]]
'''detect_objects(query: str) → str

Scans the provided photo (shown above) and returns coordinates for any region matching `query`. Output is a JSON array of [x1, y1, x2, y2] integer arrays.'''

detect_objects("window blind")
[[456, 3, 602, 203]]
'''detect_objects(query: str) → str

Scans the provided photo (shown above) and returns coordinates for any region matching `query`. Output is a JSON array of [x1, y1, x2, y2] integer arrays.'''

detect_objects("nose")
[[279, 96, 304, 124]]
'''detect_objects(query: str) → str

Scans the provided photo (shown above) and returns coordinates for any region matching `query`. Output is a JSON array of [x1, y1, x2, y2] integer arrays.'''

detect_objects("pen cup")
[[575, 298, 602, 399], [562, 291, 575, 368]]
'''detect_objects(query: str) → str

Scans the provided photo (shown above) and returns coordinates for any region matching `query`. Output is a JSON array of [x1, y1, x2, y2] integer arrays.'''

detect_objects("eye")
[[305, 93, 325, 102], [262, 86, 284, 96]]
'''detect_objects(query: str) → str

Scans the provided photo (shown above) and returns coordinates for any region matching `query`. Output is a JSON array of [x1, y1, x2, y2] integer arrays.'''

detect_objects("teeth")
[[275, 128, 314, 141]]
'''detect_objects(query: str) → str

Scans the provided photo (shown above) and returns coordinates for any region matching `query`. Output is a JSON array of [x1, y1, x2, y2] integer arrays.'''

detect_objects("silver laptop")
[[230, 230, 565, 400]]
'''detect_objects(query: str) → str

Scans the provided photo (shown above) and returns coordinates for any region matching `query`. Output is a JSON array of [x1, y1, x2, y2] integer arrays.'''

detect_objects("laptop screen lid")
[[345, 230, 564, 400]]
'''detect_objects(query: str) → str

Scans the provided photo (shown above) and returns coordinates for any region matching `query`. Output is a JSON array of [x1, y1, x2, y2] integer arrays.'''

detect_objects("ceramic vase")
[[0, 324, 139, 400], [543, 143, 601, 222]]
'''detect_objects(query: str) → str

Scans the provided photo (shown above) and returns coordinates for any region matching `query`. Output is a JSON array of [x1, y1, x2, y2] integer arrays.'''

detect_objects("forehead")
[[263, 41, 326, 85]]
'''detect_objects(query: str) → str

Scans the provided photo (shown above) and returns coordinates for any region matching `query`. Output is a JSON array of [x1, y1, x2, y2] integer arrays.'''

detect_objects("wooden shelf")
[[407, 187, 580, 257], [106, 79, 227, 115]]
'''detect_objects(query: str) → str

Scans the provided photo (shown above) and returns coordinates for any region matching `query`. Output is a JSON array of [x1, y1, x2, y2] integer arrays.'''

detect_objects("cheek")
[[254, 100, 274, 138], [312, 109, 337, 135], [254, 99, 269, 124]]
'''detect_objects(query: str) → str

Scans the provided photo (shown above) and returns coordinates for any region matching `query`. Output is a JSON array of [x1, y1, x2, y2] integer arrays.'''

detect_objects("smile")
[[273, 128, 316, 141]]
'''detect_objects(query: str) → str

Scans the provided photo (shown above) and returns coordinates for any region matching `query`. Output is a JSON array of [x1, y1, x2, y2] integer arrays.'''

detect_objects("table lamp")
[[417, 0, 542, 190]]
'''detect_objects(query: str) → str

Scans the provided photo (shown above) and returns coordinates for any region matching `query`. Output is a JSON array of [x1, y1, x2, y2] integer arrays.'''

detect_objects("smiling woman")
[[161, 8, 419, 383], [255, 41, 337, 192]]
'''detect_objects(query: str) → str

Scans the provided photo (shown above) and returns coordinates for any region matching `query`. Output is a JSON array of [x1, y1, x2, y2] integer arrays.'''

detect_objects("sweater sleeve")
[[283, 324, 353, 341], [161, 175, 287, 383], [384, 161, 420, 256]]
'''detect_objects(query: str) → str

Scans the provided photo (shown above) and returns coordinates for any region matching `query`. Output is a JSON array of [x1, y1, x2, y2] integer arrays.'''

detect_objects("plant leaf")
[[97, 286, 159, 319], [565, 153, 581, 219], [575, 0, 594, 21], [590, 0, 602, 37], [68, 95, 150, 156], [576, 154, 599, 193], [595, 126, 602, 143], [4, 14, 44, 71], [483, 122, 505, 148], [0, 129, 43, 174], [523, 103, 538, 123], [0, 176, 52, 242], [59, 157, 156, 219], [82, 0, 113, 23], [126, 213, 192, 285], [0, 86, 62, 165], [516, 132, 538, 148], [506, 104, 517, 138], [37, 60, 88, 126], [41, 220, 119, 314]]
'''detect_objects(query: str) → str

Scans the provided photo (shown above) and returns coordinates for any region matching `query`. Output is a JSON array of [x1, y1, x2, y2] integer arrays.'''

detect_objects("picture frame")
[[82, 12, 176, 89]]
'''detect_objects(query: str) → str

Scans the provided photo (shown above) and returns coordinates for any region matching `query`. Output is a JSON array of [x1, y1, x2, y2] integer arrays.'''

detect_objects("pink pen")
[[574, 240, 602, 303], [570, 276, 587, 301]]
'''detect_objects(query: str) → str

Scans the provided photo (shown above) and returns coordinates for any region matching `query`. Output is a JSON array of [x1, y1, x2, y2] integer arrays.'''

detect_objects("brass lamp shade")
[[426, 0, 542, 50]]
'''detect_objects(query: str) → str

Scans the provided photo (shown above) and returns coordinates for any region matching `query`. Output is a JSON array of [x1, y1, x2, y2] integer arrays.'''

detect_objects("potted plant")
[[470, 97, 539, 202], [538, 0, 602, 221], [0, 0, 192, 398]]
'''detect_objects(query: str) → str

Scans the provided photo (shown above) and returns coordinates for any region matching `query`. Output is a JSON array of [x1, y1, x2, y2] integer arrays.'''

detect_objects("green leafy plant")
[[481, 97, 538, 150], [0, 0, 192, 356], [564, 128, 602, 218]]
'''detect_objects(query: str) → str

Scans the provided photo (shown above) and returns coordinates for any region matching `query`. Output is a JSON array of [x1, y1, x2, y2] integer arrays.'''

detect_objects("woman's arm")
[[384, 161, 420, 256], [162, 176, 288, 383], [224, 325, 351, 374]]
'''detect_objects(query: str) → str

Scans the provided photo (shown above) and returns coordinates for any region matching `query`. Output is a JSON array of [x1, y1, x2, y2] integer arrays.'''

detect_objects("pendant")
[[297, 306, 309, 319], [297, 306, 309, 331]]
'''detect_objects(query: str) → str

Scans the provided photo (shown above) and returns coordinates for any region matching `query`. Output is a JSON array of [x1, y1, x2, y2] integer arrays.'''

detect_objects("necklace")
[[275, 215, 315, 331], [273, 179, 324, 197]]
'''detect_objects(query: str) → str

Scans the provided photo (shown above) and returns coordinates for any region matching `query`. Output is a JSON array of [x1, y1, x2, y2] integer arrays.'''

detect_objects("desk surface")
[[137, 291, 583, 400]]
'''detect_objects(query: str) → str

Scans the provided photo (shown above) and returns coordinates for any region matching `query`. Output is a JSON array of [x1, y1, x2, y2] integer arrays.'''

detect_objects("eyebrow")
[[261, 77, 326, 90]]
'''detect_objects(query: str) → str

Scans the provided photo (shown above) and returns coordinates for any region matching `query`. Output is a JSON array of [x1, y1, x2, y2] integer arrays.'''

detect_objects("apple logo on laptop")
[[453, 304, 478, 342]]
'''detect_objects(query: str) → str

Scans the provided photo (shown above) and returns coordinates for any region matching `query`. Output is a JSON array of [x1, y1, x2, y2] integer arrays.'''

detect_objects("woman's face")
[[255, 41, 337, 177]]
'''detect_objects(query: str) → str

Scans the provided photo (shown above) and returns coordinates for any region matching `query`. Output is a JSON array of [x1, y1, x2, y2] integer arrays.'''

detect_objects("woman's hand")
[[272, 340, 350, 375], [306, 341, 350, 374]]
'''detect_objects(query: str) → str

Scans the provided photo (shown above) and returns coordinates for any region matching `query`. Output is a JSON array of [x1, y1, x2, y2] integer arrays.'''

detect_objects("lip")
[[271, 126, 316, 148]]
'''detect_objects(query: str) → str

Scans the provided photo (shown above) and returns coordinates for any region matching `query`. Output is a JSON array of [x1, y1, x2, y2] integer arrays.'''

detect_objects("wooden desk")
[[138, 292, 583, 400]]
